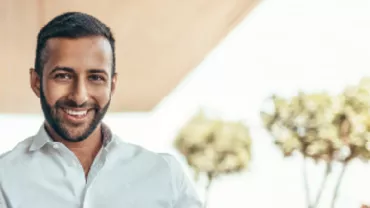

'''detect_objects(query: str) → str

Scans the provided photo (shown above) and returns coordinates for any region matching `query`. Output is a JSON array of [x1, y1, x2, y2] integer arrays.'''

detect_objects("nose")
[[69, 79, 88, 105]]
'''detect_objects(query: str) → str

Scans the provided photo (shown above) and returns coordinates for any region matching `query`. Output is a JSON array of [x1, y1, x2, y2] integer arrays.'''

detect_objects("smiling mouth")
[[64, 108, 87, 116], [61, 108, 92, 122]]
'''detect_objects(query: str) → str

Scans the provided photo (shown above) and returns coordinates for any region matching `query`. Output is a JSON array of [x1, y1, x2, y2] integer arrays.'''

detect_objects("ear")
[[111, 73, 118, 95], [30, 68, 41, 98]]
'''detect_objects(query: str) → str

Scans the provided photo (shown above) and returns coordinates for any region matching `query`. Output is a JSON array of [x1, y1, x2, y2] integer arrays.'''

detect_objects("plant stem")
[[204, 173, 214, 208], [303, 156, 313, 208], [312, 162, 331, 208], [330, 162, 348, 208]]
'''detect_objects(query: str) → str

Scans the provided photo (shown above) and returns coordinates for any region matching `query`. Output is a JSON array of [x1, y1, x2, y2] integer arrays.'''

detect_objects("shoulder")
[[157, 152, 202, 207], [112, 139, 173, 169], [113, 138, 183, 170], [0, 136, 34, 183], [112, 137, 187, 179], [159, 153, 187, 180], [115, 140, 192, 190], [0, 136, 35, 169]]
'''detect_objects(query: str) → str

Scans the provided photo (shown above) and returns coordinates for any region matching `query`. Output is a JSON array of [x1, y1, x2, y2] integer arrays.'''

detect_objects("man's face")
[[31, 36, 116, 142]]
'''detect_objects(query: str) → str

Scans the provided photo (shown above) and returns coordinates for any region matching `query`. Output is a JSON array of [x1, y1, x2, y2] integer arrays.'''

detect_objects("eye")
[[89, 74, 106, 82], [54, 73, 72, 80]]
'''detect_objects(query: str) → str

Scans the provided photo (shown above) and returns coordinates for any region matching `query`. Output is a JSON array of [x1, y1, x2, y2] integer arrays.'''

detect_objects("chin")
[[58, 123, 92, 142], [62, 134, 89, 142]]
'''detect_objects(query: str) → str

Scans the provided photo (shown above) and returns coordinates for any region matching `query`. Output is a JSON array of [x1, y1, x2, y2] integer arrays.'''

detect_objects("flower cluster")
[[261, 78, 370, 162], [174, 111, 252, 177]]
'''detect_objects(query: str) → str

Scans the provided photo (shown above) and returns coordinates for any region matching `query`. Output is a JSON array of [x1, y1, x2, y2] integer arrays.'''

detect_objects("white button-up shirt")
[[0, 125, 202, 208]]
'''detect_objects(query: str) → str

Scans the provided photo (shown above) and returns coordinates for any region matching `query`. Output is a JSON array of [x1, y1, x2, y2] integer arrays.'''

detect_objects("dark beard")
[[39, 85, 110, 143]]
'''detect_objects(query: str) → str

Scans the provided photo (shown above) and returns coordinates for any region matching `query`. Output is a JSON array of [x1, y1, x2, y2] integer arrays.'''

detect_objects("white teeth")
[[65, 109, 87, 116]]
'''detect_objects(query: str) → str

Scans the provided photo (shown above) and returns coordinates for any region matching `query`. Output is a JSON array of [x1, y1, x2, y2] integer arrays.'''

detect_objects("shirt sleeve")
[[0, 182, 8, 208], [0, 159, 9, 208], [161, 153, 203, 208], [0, 190, 7, 208]]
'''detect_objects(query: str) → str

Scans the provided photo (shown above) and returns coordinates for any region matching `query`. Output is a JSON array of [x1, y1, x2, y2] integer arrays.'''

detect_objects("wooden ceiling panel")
[[0, 0, 41, 113], [0, 0, 260, 113]]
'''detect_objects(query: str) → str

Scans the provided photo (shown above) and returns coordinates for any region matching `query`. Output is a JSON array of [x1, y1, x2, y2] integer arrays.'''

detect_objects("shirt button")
[[73, 161, 80, 167], [52, 144, 59, 149]]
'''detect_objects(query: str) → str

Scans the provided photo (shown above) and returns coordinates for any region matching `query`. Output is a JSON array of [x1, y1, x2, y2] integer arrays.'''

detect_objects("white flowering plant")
[[174, 111, 252, 207], [261, 78, 370, 208]]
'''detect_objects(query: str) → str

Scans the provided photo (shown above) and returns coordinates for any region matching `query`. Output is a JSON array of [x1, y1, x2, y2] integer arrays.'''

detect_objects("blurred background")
[[1, 0, 370, 207]]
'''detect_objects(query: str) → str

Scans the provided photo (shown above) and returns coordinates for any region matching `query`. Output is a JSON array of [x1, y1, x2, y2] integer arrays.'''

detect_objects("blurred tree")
[[261, 78, 370, 208], [174, 111, 252, 208]]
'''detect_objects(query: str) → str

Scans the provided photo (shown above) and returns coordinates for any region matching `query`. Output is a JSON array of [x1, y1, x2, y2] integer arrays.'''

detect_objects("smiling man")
[[0, 12, 202, 208]]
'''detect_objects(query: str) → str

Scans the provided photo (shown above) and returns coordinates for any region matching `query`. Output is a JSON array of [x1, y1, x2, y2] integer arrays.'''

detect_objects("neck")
[[44, 122, 103, 176], [45, 123, 103, 151]]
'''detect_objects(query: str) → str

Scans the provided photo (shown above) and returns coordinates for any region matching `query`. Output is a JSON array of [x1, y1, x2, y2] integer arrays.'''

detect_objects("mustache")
[[55, 99, 99, 109]]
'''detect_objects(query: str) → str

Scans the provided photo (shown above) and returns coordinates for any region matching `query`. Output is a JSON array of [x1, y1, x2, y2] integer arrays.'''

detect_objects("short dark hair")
[[34, 12, 115, 76]]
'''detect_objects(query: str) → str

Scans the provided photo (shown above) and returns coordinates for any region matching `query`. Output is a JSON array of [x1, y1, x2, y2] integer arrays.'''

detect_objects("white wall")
[[2, 0, 370, 207], [150, 0, 370, 207]]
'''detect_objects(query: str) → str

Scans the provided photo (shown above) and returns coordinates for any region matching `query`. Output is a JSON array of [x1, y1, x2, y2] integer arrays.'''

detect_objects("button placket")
[[72, 160, 80, 168], [83, 159, 106, 208], [48, 142, 86, 200], [52, 143, 59, 149]]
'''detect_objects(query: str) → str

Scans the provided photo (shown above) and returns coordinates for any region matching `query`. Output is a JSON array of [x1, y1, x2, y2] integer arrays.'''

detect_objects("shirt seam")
[[162, 154, 177, 208], [0, 158, 4, 206]]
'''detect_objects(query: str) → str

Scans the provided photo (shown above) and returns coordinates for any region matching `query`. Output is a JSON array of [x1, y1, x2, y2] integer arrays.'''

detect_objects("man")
[[0, 12, 202, 208]]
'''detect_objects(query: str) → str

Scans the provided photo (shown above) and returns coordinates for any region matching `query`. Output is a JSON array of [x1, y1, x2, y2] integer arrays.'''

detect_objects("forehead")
[[44, 36, 112, 75]]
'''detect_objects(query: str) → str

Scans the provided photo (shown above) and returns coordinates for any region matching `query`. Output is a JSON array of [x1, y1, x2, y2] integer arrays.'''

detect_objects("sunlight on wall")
[[1, 0, 370, 207]]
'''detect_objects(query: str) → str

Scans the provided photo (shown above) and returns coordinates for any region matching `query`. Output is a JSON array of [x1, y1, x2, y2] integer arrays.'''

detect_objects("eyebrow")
[[88, 69, 108, 76], [50, 66, 75, 74], [50, 67, 108, 76]]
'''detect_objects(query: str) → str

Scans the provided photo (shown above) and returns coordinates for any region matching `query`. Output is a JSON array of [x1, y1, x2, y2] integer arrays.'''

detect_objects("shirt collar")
[[29, 122, 113, 152]]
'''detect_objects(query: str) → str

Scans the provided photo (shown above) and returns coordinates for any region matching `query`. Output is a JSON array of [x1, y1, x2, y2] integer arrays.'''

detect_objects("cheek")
[[91, 87, 112, 107], [43, 81, 69, 106]]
